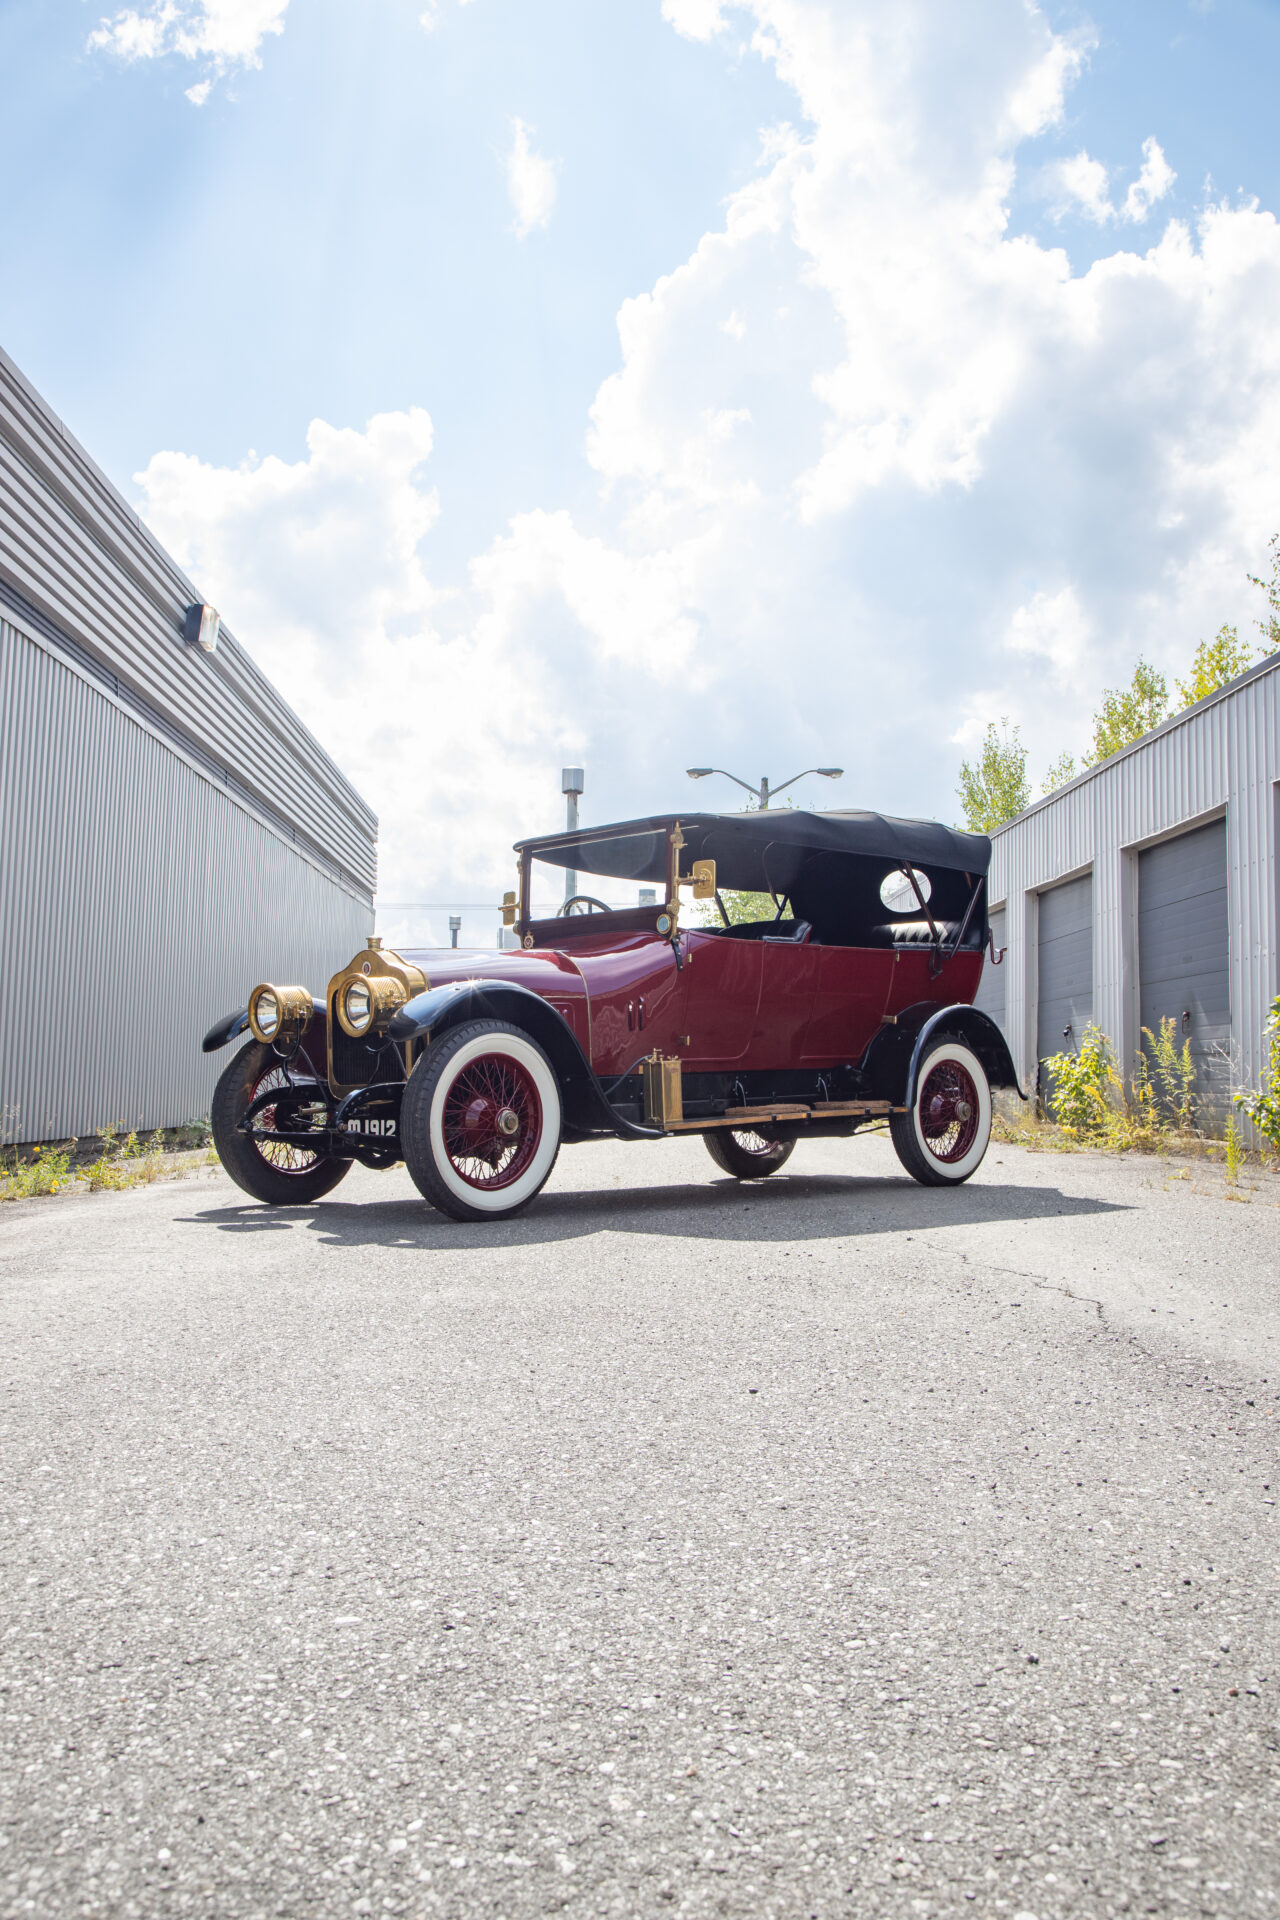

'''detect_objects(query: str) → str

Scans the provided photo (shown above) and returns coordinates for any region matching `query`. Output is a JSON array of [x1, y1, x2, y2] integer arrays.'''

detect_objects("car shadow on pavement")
[[182, 1171, 1129, 1253]]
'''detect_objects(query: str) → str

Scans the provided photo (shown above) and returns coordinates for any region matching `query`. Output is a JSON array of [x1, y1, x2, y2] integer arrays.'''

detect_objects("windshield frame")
[[517, 821, 681, 942]]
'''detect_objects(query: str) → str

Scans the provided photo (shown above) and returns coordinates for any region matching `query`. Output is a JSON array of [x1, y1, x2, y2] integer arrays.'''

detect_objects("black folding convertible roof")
[[516, 810, 990, 895]]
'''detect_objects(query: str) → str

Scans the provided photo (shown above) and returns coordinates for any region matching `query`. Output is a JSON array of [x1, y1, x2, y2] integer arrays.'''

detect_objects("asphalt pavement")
[[2, 1131, 1278, 1920]]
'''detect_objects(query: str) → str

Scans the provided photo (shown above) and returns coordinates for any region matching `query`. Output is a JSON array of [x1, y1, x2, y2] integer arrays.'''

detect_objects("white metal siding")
[[974, 905, 1007, 1033], [0, 612, 371, 1141], [988, 653, 1279, 1134], [0, 347, 376, 896]]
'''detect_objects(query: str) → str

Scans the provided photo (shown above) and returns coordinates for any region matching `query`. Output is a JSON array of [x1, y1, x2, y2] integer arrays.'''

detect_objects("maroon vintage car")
[[203, 809, 1017, 1220]]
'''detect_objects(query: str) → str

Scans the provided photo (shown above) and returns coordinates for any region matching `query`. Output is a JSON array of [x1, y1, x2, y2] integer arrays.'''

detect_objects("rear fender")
[[388, 979, 661, 1141], [862, 1002, 1023, 1106]]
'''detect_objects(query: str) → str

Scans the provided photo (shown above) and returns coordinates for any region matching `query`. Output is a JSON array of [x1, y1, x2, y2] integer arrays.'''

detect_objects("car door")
[[744, 932, 821, 1068], [800, 945, 894, 1066], [680, 929, 763, 1068]]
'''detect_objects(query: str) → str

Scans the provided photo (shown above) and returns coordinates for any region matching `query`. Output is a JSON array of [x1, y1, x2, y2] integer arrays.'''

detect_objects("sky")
[[4, 0, 1280, 945]]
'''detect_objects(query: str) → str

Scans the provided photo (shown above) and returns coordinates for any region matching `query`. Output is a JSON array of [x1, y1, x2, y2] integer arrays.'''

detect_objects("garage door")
[[1138, 818, 1230, 1115], [973, 905, 1007, 1035], [1037, 874, 1092, 1083]]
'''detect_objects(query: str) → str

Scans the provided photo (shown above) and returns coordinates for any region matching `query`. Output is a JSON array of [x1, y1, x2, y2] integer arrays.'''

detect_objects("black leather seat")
[[762, 919, 813, 945], [874, 919, 958, 947]]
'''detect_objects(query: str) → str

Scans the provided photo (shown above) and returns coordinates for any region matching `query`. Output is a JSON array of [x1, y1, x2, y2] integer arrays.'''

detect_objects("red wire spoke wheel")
[[441, 1051, 542, 1190], [211, 1040, 350, 1205], [248, 1062, 329, 1175], [401, 1020, 562, 1221], [917, 1059, 980, 1164], [890, 1038, 992, 1186]]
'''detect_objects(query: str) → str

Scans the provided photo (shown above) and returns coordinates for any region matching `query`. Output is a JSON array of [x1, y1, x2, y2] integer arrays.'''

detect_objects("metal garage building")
[[974, 652, 1280, 1130], [0, 348, 376, 1144]]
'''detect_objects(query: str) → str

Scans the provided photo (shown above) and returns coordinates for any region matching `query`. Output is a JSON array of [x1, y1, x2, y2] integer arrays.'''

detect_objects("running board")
[[664, 1098, 903, 1133]]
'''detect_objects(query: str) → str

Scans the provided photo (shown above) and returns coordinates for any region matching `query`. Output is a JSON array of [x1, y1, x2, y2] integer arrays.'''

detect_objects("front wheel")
[[400, 1021, 562, 1221], [211, 1041, 351, 1205], [704, 1128, 796, 1180], [890, 1039, 992, 1186]]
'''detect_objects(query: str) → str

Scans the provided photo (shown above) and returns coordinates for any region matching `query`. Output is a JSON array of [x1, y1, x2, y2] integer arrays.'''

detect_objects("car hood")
[[394, 945, 588, 997]]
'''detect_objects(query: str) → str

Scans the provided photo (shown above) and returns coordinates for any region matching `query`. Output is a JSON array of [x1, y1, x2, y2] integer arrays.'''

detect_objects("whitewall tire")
[[401, 1020, 562, 1221], [889, 1038, 992, 1186]]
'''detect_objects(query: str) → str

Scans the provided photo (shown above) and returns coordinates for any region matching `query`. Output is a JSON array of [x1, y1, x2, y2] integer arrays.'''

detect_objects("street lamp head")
[[817, 767, 844, 778], [686, 768, 713, 779], [561, 767, 585, 796]]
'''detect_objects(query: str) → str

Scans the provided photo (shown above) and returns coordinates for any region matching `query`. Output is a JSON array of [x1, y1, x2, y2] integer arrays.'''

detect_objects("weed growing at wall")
[[1, 1119, 217, 1202], [1017, 1018, 1204, 1152], [1040, 1025, 1126, 1140], [1235, 994, 1280, 1153], [0, 1141, 76, 1199], [80, 1125, 167, 1192]]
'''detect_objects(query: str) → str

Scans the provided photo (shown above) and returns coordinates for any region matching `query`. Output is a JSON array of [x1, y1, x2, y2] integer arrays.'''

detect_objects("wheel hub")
[[496, 1107, 520, 1137], [458, 1094, 506, 1160]]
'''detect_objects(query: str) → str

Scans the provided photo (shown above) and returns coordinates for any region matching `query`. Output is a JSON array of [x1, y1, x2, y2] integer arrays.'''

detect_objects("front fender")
[[202, 1008, 250, 1052], [201, 995, 325, 1054], [389, 979, 662, 1142]]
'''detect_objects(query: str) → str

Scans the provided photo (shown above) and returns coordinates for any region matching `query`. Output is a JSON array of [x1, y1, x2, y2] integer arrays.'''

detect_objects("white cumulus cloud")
[[134, 0, 1280, 908], [661, 0, 729, 38], [1123, 135, 1177, 222], [1005, 586, 1094, 685], [88, 0, 288, 100], [1047, 135, 1176, 224], [505, 118, 558, 238]]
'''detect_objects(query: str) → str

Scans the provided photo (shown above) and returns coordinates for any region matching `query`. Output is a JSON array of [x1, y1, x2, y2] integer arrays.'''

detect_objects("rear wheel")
[[401, 1021, 562, 1221], [211, 1040, 350, 1204], [890, 1039, 991, 1186], [703, 1128, 796, 1180]]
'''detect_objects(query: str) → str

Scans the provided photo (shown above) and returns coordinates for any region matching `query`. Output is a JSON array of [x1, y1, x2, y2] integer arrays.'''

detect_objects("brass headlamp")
[[248, 982, 314, 1048], [336, 973, 408, 1038]]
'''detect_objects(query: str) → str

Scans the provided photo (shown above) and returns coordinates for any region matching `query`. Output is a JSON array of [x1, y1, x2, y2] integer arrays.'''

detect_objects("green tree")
[[956, 719, 1030, 832], [1175, 624, 1256, 707], [1041, 751, 1078, 797], [1248, 532, 1280, 655], [1085, 658, 1168, 765], [714, 890, 782, 925]]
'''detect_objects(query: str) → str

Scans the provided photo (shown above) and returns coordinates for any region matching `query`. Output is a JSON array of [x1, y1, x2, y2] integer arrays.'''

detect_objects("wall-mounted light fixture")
[[183, 603, 221, 652]]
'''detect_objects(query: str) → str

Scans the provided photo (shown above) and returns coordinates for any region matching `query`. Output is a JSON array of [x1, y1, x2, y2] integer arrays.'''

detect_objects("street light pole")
[[562, 766, 584, 905], [685, 766, 844, 809]]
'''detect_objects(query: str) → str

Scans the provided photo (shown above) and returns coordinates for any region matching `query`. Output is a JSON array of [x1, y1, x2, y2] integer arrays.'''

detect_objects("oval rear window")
[[879, 866, 931, 914]]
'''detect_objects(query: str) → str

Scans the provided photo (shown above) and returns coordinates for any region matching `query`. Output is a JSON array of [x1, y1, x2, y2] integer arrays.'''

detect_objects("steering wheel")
[[560, 894, 611, 916]]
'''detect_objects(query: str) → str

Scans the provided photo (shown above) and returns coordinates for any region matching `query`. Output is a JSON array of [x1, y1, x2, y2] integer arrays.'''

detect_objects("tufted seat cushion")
[[875, 919, 959, 947]]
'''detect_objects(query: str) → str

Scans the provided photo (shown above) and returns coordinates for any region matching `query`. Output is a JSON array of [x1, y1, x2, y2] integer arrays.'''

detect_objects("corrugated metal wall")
[[973, 906, 1006, 1031], [0, 614, 370, 1141], [988, 655, 1279, 1136], [0, 347, 376, 897], [0, 348, 377, 1143]]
